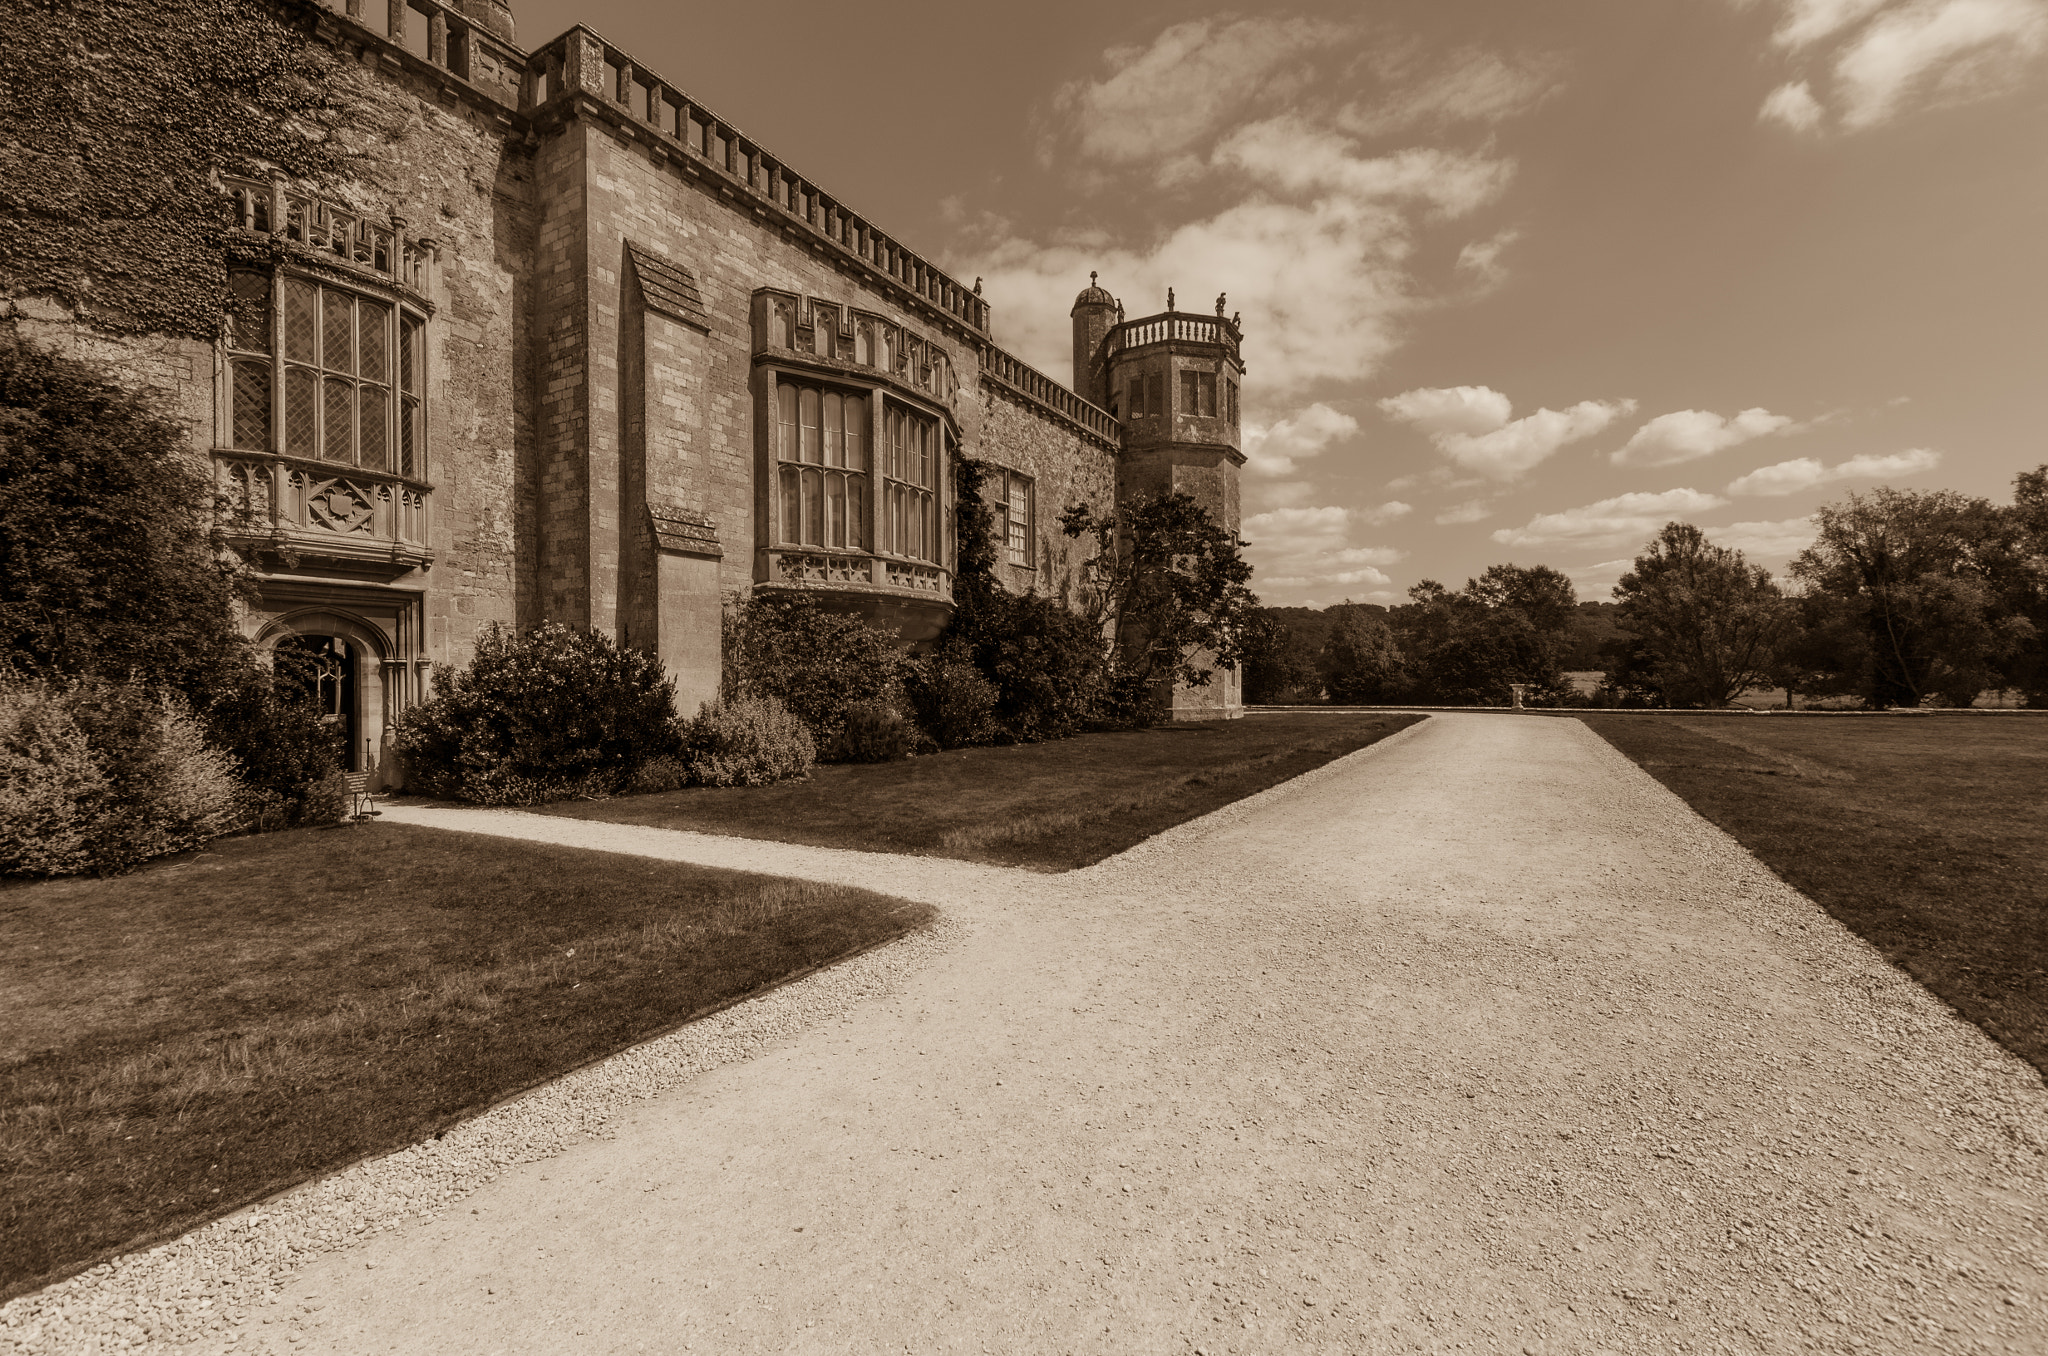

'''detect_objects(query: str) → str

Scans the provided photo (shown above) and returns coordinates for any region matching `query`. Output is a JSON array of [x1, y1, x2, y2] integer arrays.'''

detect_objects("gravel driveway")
[[9, 713, 2045, 1354]]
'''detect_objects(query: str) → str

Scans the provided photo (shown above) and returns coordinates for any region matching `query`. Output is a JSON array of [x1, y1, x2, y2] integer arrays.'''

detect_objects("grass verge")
[[533, 713, 1424, 871], [0, 823, 932, 1301], [1580, 714, 2048, 1080]]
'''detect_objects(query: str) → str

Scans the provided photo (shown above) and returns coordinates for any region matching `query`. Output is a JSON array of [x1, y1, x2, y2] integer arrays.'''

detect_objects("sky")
[[519, 0, 2048, 608]]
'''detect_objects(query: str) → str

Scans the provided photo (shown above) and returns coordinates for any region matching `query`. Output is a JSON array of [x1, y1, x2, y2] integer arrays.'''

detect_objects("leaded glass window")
[[882, 403, 939, 563], [223, 269, 425, 477], [999, 469, 1034, 569], [775, 379, 868, 551]]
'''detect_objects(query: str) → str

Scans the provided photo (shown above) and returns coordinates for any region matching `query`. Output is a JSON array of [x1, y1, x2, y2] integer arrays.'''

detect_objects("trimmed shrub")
[[681, 695, 816, 788], [392, 622, 682, 805], [0, 678, 242, 875], [832, 700, 917, 763], [723, 592, 909, 748], [906, 643, 1000, 749], [626, 754, 690, 796]]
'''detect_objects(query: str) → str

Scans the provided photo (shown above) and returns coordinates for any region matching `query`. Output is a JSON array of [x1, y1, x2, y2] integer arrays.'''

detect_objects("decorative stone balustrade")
[[1108, 311, 1243, 365], [214, 452, 434, 572], [218, 172, 433, 295], [978, 346, 1121, 444], [765, 549, 952, 601], [306, 0, 524, 106], [522, 26, 991, 339]]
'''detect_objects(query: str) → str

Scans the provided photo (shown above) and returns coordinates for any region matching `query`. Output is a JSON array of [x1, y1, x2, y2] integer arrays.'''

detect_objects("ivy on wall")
[[0, 0, 368, 339]]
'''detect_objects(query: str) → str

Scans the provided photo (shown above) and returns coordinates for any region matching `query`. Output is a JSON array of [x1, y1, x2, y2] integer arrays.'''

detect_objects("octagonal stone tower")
[[1073, 282, 1247, 719]]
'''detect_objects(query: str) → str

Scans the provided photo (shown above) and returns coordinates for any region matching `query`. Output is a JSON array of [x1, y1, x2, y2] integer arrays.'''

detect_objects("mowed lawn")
[[533, 712, 1424, 870], [0, 824, 931, 1301], [1581, 715, 2048, 1079]]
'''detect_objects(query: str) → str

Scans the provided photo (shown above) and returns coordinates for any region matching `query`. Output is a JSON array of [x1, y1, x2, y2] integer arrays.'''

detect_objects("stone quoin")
[[3, 0, 1247, 783]]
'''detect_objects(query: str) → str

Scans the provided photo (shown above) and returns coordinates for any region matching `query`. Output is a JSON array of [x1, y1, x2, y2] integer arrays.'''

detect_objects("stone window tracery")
[[881, 403, 939, 564], [996, 468, 1034, 570], [775, 379, 868, 551], [225, 269, 426, 478]]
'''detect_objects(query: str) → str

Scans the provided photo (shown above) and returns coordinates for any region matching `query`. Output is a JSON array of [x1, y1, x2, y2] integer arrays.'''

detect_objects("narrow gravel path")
[[15, 714, 2047, 1355]]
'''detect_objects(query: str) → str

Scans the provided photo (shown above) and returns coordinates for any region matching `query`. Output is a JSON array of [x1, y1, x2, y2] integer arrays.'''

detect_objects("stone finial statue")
[[974, 276, 983, 295], [1166, 286, 1175, 310], [1215, 292, 1226, 316], [1231, 311, 1242, 328]]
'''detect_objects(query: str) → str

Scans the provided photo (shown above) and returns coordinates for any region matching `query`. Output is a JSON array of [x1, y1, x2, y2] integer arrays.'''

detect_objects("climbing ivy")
[[0, 0, 366, 339]]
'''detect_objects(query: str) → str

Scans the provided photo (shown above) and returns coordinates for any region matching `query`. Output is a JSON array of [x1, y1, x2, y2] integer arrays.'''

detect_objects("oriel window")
[[775, 380, 868, 551], [881, 404, 940, 563], [223, 269, 425, 477]]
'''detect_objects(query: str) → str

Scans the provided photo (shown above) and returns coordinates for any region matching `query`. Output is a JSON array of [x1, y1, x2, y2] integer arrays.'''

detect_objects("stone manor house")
[[11, 0, 1247, 781]]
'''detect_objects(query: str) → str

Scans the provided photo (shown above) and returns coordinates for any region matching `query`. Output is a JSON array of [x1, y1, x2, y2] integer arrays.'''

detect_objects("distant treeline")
[[1243, 465, 2048, 710]]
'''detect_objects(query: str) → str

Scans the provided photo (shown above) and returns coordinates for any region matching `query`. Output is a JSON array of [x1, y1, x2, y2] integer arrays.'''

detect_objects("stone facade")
[[3, 0, 1247, 783]]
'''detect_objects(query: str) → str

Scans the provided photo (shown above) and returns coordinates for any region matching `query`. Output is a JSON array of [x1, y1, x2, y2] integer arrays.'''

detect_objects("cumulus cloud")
[[1611, 407, 1799, 467], [961, 20, 1540, 400], [1434, 499, 1493, 525], [1759, 80, 1829, 128], [1752, 0, 2048, 132], [1489, 488, 1730, 551], [1566, 557, 1638, 599], [1052, 17, 1351, 169], [1379, 385, 1636, 477], [1726, 447, 1942, 494], [1242, 505, 1405, 590], [1243, 403, 1360, 477]]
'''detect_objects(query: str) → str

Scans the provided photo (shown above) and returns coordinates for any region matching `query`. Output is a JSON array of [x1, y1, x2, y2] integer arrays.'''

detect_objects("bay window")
[[881, 403, 939, 563], [775, 380, 868, 551]]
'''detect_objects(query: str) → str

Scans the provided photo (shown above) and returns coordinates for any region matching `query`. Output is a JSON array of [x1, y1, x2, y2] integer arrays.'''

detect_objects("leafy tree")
[[1990, 464, 2048, 706], [1319, 607, 1405, 703], [1612, 522, 1787, 707], [0, 330, 248, 694], [1390, 570, 1575, 705], [1792, 487, 2021, 707], [1240, 608, 1322, 703], [1061, 492, 1260, 722], [1766, 589, 1870, 708]]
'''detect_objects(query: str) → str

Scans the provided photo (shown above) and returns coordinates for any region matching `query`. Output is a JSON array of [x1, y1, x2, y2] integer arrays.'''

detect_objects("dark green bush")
[[722, 591, 909, 748], [202, 648, 342, 828], [392, 622, 682, 805], [0, 677, 242, 875], [832, 699, 918, 763], [945, 586, 1108, 741], [906, 643, 1000, 749], [680, 695, 815, 787]]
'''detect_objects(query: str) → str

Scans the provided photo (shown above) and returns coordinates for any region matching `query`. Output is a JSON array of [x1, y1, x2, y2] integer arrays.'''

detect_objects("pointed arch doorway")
[[276, 632, 360, 772]]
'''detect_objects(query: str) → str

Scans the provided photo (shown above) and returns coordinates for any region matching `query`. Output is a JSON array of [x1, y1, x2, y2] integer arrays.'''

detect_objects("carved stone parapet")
[[213, 450, 433, 573]]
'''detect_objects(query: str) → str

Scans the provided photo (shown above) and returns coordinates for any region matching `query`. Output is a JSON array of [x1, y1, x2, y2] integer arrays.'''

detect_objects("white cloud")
[[1612, 407, 1799, 467], [964, 21, 1535, 400], [1380, 385, 1636, 477], [1833, 0, 2048, 128], [1759, 79, 1829, 129], [1340, 48, 1566, 135], [1360, 500, 1414, 525], [1752, 0, 2048, 132], [1489, 488, 1729, 551], [1052, 17, 1351, 168], [1434, 499, 1492, 525], [1725, 447, 1942, 494], [1714, 515, 1823, 558], [1377, 385, 1514, 437], [1242, 505, 1405, 590], [1772, 0, 1894, 49], [1455, 229, 1520, 288], [1243, 402, 1359, 476]]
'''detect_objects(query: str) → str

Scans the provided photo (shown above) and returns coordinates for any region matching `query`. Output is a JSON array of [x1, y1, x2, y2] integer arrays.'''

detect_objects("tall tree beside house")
[[1612, 522, 1787, 708], [1390, 567, 1577, 705], [1319, 606, 1405, 704], [1990, 464, 2048, 706], [1791, 487, 2023, 707], [1061, 492, 1260, 723]]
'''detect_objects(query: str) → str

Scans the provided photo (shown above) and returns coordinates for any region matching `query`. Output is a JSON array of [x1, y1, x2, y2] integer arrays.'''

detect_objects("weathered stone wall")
[[973, 392, 1118, 608]]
